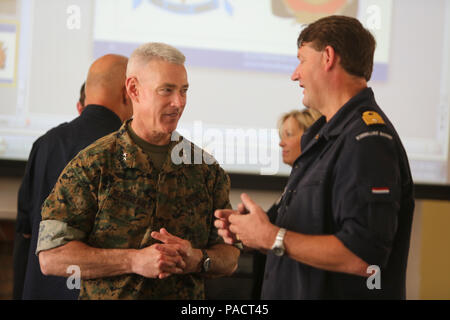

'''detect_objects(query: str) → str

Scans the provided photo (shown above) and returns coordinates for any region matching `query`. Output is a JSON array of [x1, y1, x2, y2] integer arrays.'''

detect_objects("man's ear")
[[125, 77, 139, 103], [76, 101, 83, 115], [322, 45, 338, 72]]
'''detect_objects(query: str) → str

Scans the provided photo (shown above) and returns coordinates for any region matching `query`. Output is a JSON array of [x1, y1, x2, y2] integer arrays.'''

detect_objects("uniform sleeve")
[[36, 155, 99, 255], [207, 164, 232, 246], [333, 128, 401, 268]]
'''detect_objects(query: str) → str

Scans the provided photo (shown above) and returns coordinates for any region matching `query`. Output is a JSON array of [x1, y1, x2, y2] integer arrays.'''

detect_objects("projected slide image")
[[0, 22, 18, 85], [94, 0, 391, 79], [130, 0, 358, 20]]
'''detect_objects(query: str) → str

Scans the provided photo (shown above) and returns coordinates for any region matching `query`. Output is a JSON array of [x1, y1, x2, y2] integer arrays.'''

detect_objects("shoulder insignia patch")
[[362, 111, 385, 126]]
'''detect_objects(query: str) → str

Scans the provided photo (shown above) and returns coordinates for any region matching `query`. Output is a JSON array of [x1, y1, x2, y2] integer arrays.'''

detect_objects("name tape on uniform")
[[355, 130, 393, 141]]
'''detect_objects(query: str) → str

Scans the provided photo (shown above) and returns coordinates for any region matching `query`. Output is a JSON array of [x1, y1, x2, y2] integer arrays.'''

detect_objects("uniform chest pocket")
[[178, 171, 211, 209], [283, 170, 328, 234], [297, 169, 327, 188], [91, 188, 153, 249], [178, 179, 211, 225], [97, 188, 152, 228], [166, 171, 212, 247], [285, 184, 327, 234]]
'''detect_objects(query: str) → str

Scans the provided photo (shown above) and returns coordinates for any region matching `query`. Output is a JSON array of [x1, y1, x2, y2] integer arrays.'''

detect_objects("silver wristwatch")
[[271, 228, 287, 256]]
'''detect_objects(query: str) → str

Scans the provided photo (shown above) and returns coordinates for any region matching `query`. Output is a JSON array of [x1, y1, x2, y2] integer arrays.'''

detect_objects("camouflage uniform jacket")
[[37, 120, 231, 299]]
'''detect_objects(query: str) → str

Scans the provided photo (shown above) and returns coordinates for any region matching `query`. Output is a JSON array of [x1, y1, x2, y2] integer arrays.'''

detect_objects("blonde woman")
[[278, 108, 322, 166]]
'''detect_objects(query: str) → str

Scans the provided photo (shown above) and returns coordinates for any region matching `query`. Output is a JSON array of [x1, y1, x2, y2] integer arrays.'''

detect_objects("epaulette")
[[362, 111, 385, 126]]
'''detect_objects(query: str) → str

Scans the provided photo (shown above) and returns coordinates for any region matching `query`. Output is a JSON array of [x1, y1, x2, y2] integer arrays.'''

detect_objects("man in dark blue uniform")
[[13, 54, 133, 299], [215, 15, 414, 299]]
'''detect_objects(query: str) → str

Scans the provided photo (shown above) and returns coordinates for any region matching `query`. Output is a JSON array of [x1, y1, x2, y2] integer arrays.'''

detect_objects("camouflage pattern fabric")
[[37, 119, 231, 299]]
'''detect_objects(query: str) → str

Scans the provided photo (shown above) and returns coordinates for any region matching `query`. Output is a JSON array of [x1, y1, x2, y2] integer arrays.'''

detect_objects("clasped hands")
[[132, 227, 201, 279], [134, 193, 276, 279], [214, 193, 278, 252]]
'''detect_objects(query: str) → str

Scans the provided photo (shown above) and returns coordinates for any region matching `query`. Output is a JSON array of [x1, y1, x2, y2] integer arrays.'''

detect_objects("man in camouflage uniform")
[[36, 42, 240, 299]]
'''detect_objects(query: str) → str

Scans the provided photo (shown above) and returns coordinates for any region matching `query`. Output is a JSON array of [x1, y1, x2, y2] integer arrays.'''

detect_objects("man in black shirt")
[[13, 54, 133, 299], [215, 15, 414, 299]]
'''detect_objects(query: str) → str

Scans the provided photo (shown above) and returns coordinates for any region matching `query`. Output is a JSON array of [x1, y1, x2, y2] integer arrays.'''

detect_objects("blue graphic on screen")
[[132, 0, 233, 15]]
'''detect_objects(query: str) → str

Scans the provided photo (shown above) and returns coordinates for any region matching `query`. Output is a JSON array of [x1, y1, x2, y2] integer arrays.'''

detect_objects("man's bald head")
[[85, 54, 132, 121]]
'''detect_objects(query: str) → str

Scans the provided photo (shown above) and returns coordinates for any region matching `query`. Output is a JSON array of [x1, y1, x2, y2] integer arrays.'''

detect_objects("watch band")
[[276, 228, 287, 242], [200, 249, 211, 273], [271, 227, 287, 256]]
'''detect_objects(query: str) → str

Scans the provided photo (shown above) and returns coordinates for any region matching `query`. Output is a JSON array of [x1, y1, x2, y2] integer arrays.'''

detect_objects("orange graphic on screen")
[[272, 0, 359, 24], [0, 41, 6, 69]]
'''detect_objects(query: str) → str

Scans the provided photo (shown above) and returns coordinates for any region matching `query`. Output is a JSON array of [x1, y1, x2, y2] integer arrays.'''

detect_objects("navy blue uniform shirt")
[[14, 105, 122, 300], [261, 88, 414, 299]]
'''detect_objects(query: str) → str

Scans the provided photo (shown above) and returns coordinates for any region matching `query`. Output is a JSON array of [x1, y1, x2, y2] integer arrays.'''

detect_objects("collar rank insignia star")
[[362, 111, 385, 126]]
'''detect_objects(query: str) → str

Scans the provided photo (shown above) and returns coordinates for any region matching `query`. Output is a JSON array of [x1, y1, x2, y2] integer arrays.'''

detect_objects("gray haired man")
[[37, 43, 240, 299]]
